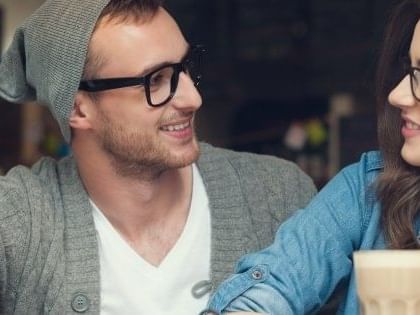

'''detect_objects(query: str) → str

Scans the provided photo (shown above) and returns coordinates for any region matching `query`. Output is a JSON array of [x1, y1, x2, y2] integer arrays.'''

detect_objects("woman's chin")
[[401, 145, 420, 167]]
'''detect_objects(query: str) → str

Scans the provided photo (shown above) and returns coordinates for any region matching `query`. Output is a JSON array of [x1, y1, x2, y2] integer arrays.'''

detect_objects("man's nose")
[[170, 72, 203, 111]]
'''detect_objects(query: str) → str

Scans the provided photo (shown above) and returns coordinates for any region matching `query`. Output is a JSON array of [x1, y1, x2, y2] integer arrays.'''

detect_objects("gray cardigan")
[[0, 143, 316, 314]]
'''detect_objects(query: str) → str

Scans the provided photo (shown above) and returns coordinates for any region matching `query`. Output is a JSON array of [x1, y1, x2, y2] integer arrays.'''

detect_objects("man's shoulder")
[[199, 142, 309, 178], [2, 155, 63, 186], [198, 142, 316, 206], [199, 142, 298, 166], [197, 144, 316, 248], [0, 155, 74, 216]]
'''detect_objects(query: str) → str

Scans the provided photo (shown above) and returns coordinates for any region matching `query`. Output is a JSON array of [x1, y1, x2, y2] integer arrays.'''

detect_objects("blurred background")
[[0, 0, 400, 187]]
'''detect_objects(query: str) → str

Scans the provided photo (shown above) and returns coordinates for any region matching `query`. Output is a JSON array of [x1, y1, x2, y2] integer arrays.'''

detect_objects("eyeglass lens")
[[147, 47, 202, 106], [410, 68, 420, 100], [148, 66, 175, 105]]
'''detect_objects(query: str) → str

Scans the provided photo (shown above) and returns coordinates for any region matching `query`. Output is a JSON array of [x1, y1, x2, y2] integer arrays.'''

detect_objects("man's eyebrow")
[[138, 45, 191, 76]]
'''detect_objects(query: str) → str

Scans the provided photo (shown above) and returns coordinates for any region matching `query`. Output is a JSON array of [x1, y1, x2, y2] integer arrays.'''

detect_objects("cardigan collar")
[[196, 143, 259, 290], [57, 142, 258, 306]]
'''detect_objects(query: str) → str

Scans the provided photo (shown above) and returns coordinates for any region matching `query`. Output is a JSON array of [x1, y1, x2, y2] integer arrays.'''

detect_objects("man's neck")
[[75, 148, 194, 266]]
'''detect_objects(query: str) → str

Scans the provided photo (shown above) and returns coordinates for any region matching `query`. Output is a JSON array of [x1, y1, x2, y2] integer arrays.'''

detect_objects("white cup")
[[354, 250, 420, 315]]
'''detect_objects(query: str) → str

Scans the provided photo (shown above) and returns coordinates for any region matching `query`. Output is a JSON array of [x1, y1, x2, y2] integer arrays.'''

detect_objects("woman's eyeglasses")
[[402, 57, 420, 101]]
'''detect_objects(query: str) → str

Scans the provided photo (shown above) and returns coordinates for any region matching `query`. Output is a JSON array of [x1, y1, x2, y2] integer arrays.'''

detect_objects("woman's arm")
[[207, 153, 378, 314]]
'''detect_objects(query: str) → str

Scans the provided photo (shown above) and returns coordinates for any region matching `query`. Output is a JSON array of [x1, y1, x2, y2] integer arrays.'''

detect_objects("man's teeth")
[[407, 121, 420, 130], [161, 121, 190, 131]]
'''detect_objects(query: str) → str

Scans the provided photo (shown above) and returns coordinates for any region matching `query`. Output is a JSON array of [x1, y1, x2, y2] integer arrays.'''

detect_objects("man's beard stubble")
[[96, 111, 200, 180]]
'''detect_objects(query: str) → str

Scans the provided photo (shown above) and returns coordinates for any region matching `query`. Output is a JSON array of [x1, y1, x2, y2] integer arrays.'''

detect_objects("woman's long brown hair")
[[376, 0, 420, 249]]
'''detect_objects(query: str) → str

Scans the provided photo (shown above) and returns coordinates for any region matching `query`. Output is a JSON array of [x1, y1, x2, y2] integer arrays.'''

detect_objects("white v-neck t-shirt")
[[91, 164, 211, 314]]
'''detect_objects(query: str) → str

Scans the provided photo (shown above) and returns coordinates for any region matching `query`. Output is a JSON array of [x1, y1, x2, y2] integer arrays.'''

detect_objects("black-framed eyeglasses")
[[79, 44, 205, 107], [403, 57, 420, 101]]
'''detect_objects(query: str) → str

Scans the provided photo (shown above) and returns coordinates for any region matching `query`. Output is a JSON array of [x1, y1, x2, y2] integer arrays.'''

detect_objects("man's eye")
[[149, 67, 173, 87], [150, 74, 164, 86]]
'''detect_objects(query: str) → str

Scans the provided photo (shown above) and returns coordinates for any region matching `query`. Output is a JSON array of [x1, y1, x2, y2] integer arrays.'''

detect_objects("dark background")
[[166, 0, 398, 186], [0, 0, 400, 186]]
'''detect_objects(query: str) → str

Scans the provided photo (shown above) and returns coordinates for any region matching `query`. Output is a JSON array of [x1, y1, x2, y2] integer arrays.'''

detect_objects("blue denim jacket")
[[206, 151, 388, 315]]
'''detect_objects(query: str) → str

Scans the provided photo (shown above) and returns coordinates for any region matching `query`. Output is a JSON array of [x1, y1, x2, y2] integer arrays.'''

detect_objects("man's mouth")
[[160, 120, 191, 132]]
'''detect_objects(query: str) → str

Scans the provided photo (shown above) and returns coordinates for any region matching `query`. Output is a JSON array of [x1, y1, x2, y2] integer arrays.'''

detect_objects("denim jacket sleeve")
[[205, 151, 382, 315]]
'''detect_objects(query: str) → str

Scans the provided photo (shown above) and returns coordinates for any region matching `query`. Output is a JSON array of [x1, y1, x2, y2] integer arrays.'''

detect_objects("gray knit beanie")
[[0, 0, 111, 142]]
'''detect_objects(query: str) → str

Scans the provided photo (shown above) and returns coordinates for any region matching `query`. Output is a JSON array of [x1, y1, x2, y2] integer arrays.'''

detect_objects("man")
[[0, 0, 316, 314]]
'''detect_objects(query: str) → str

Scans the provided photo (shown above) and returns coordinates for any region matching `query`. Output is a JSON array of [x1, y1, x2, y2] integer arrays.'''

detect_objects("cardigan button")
[[192, 280, 213, 298], [71, 293, 90, 313]]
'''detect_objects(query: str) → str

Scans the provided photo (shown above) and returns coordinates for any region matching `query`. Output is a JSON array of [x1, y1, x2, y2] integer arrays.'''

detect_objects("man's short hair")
[[100, 0, 163, 24], [83, 0, 163, 81]]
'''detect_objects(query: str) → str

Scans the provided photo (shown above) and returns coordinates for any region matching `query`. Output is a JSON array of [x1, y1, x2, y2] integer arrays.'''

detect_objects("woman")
[[203, 0, 420, 314]]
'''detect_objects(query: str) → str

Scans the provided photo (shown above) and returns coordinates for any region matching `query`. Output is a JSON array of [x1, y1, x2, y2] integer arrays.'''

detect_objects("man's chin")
[[175, 149, 200, 168], [168, 144, 200, 169]]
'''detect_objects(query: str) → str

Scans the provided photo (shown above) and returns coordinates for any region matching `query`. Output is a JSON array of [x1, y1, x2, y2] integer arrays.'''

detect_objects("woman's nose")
[[388, 74, 417, 108]]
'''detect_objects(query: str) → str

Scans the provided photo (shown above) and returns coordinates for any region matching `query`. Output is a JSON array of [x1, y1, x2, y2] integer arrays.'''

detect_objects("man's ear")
[[69, 92, 93, 130]]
